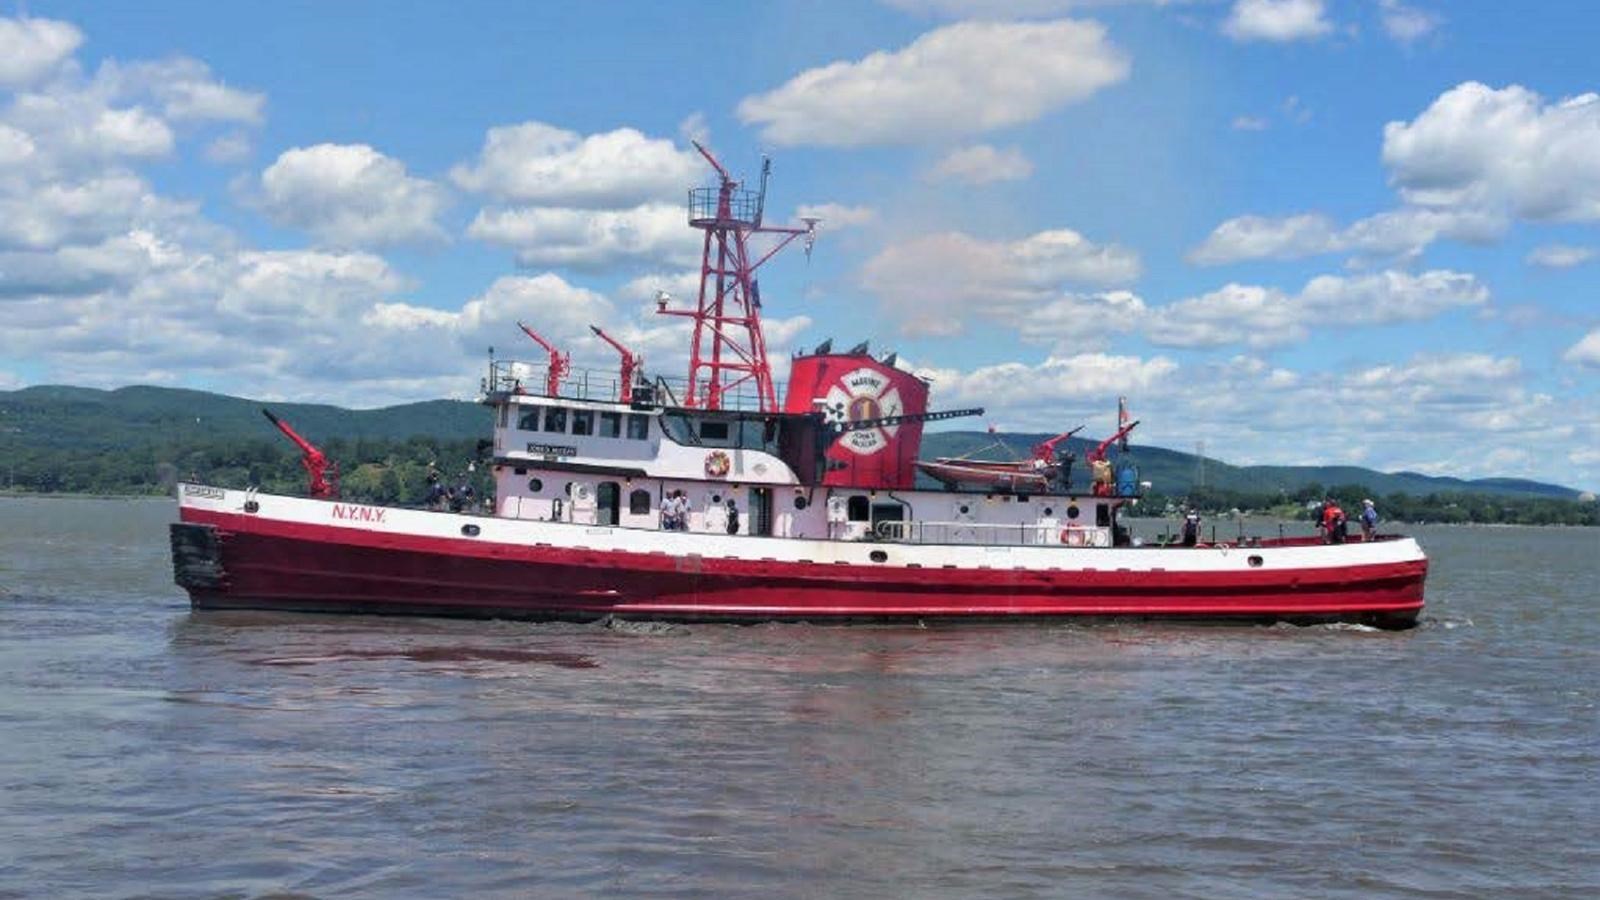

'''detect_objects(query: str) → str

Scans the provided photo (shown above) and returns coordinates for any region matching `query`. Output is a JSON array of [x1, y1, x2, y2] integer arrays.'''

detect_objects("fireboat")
[[171, 144, 1428, 628]]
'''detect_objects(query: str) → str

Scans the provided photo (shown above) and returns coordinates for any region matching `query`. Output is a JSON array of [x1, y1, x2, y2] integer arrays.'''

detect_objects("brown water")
[[1, 497, 1596, 898]]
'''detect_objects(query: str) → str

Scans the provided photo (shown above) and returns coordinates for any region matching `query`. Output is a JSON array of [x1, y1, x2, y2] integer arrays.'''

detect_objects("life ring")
[[1060, 527, 1088, 547], [704, 450, 731, 478]]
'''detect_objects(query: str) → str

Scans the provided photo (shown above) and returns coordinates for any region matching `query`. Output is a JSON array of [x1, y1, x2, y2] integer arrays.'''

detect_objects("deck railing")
[[872, 519, 1110, 548], [484, 360, 783, 411]]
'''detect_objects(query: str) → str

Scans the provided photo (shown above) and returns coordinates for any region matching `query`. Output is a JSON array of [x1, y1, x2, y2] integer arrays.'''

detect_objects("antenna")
[[754, 157, 771, 227]]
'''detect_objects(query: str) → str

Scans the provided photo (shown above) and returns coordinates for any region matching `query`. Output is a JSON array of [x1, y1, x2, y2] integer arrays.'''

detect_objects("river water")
[[1, 497, 1595, 898]]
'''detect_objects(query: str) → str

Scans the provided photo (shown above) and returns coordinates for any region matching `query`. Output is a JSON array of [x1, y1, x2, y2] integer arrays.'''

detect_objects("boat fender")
[[705, 450, 731, 478]]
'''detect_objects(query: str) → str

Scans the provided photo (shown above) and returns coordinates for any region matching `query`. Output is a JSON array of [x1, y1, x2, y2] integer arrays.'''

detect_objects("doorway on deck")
[[749, 487, 773, 536], [596, 481, 621, 526]]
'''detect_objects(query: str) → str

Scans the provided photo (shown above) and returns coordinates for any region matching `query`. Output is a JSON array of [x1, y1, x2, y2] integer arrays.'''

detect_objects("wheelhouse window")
[[599, 412, 622, 438], [517, 407, 541, 431], [699, 420, 730, 441], [626, 414, 650, 440], [543, 406, 568, 433], [628, 489, 652, 515], [571, 409, 594, 436]]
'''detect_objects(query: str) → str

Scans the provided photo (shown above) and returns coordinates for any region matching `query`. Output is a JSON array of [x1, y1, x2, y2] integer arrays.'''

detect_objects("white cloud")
[[1526, 244, 1595, 269], [926, 144, 1034, 184], [5, 92, 177, 166], [918, 353, 1179, 413], [203, 132, 252, 164], [738, 20, 1129, 147], [1188, 207, 1504, 265], [221, 250, 410, 325], [1382, 82, 1600, 222], [884, 0, 1174, 15], [619, 271, 703, 304], [254, 144, 448, 247], [1146, 269, 1488, 348], [1188, 213, 1337, 264], [97, 57, 266, 124], [450, 122, 702, 208], [860, 228, 1141, 335], [794, 203, 877, 229], [0, 173, 203, 251], [1564, 329, 1600, 370], [1013, 290, 1148, 350], [1378, 0, 1441, 45], [1223, 0, 1333, 43], [466, 202, 701, 271], [0, 17, 82, 87], [1231, 115, 1269, 131]]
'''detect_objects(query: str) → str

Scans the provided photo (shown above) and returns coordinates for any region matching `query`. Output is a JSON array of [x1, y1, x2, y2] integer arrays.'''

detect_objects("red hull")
[[176, 509, 1427, 628]]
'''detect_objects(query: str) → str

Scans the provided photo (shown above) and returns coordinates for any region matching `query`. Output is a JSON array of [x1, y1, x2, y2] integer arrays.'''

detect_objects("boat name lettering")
[[182, 484, 225, 500], [527, 443, 577, 457], [331, 503, 387, 523]]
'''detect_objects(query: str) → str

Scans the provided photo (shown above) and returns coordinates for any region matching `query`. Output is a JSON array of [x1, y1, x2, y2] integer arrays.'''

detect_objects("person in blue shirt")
[[1360, 499, 1379, 541]]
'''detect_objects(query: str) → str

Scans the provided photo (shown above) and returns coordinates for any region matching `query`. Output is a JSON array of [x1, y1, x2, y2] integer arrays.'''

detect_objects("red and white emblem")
[[821, 367, 903, 456]]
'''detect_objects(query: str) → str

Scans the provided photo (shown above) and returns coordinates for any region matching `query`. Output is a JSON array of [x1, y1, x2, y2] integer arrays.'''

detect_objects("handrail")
[[872, 519, 1108, 547], [484, 359, 782, 411]]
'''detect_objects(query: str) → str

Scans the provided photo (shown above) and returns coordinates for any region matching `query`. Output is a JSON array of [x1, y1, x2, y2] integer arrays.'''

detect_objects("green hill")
[[0, 384, 1585, 503], [0, 384, 488, 450]]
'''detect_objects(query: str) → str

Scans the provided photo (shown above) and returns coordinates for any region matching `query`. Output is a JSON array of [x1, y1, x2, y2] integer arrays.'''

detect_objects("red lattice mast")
[[658, 142, 816, 411]]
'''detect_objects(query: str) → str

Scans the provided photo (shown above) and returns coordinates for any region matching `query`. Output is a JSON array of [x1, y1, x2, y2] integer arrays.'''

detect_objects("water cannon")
[[589, 325, 641, 403], [262, 408, 338, 499], [516, 321, 570, 397]]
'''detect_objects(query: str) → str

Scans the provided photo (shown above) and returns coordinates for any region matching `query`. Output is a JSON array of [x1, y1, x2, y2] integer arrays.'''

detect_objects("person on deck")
[[1360, 499, 1379, 541], [661, 490, 685, 531], [1322, 500, 1347, 544], [1181, 512, 1201, 547], [725, 499, 740, 535]]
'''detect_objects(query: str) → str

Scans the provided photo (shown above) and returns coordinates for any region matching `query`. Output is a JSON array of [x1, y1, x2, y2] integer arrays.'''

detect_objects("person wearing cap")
[[1180, 511, 1201, 547], [1360, 498, 1379, 541]]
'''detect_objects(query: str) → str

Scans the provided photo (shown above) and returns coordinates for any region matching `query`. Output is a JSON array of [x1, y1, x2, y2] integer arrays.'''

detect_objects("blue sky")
[[1, 0, 1597, 490]]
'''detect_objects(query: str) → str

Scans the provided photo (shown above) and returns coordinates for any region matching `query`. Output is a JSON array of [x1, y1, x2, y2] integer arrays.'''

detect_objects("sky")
[[1, 0, 1597, 490]]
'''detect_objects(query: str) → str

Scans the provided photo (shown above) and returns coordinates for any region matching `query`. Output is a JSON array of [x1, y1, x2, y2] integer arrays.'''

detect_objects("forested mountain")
[[0, 385, 1587, 511]]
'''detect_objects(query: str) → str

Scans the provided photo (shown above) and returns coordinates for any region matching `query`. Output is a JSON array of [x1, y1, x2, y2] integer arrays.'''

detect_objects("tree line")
[[1131, 482, 1598, 527], [0, 435, 493, 507]]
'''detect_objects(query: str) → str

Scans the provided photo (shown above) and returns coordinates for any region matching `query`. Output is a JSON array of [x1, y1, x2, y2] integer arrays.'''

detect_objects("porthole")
[[794, 496, 809, 510], [711, 494, 722, 504], [1043, 506, 1053, 517], [869, 550, 888, 563], [958, 504, 970, 515], [1247, 555, 1264, 568], [528, 478, 543, 492], [1066, 505, 1080, 520], [461, 524, 481, 537]]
